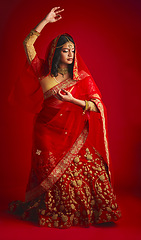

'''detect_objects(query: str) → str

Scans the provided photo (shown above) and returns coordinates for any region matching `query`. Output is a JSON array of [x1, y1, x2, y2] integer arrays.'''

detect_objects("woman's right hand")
[[44, 7, 64, 23]]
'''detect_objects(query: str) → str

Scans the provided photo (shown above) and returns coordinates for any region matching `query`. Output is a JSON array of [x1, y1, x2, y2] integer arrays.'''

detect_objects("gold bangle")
[[85, 100, 89, 111], [82, 100, 89, 115]]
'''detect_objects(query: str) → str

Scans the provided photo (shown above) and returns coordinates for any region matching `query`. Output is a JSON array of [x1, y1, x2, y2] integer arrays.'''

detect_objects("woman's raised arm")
[[23, 7, 64, 64], [34, 6, 64, 33]]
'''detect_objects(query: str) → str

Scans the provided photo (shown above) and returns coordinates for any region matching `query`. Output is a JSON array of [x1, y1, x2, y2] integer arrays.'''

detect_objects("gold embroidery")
[[86, 154, 93, 160], [76, 180, 82, 187], [74, 172, 78, 177], [48, 37, 59, 72], [71, 204, 75, 209], [92, 93, 101, 100], [40, 126, 88, 191], [74, 156, 80, 163], [92, 98, 110, 177], [79, 70, 90, 79], [41, 210, 45, 215], [35, 149, 42, 155], [53, 221, 59, 227], [99, 175, 105, 182], [23, 30, 40, 63], [39, 217, 46, 226], [84, 148, 93, 161], [106, 214, 112, 221], [17, 145, 121, 227], [91, 200, 95, 206], [52, 214, 58, 220], [62, 215, 68, 222], [73, 51, 80, 80], [44, 78, 78, 99]]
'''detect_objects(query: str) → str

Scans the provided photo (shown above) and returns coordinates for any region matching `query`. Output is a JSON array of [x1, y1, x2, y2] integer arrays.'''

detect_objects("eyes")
[[62, 49, 75, 53]]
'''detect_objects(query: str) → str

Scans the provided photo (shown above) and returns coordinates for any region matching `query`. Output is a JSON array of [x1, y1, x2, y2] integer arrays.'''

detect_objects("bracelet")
[[82, 100, 89, 115], [85, 100, 89, 111]]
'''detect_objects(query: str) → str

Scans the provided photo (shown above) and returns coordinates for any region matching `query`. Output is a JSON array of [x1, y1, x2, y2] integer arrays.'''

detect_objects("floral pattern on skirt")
[[8, 144, 121, 228]]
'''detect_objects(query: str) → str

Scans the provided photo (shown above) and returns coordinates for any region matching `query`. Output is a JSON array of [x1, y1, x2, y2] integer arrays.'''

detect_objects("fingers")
[[52, 6, 61, 11], [53, 90, 63, 100], [55, 9, 64, 14], [52, 6, 64, 13], [50, 7, 64, 22], [58, 89, 64, 97], [61, 89, 68, 93], [53, 89, 69, 101], [54, 15, 62, 22], [55, 8, 64, 22]]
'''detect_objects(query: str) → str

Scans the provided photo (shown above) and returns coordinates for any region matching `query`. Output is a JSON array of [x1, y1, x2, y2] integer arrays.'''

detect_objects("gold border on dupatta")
[[73, 50, 80, 80], [25, 126, 88, 202], [48, 37, 59, 72], [41, 126, 88, 190], [43, 70, 90, 100], [91, 93, 111, 178], [43, 79, 78, 99]]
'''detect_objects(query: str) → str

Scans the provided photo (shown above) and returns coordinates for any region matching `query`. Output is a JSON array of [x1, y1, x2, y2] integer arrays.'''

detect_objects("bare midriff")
[[40, 74, 59, 93], [40, 74, 72, 94]]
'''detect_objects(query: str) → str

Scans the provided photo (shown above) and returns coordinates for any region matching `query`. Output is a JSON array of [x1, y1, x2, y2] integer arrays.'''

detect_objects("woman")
[[8, 7, 121, 228]]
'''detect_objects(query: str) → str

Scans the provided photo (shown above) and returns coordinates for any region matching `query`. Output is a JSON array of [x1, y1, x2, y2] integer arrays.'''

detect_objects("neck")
[[59, 63, 68, 69], [58, 63, 70, 78]]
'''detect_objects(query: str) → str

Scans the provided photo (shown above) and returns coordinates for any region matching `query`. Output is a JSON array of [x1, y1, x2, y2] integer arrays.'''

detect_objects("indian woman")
[[8, 7, 121, 228]]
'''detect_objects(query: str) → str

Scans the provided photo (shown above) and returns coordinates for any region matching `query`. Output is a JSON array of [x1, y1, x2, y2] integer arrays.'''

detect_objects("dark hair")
[[51, 34, 75, 77]]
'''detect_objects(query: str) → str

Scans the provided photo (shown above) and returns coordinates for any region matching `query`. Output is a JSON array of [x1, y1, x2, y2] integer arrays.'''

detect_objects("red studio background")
[[0, 0, 141, 236]]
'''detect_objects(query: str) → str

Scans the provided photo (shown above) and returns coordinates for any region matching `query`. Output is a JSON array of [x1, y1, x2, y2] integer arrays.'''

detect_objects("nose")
[[68, 50, 73, 57]]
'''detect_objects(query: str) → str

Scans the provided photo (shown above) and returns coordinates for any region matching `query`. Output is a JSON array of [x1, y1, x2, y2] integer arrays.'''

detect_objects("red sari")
[[8, 32, 121, 228]]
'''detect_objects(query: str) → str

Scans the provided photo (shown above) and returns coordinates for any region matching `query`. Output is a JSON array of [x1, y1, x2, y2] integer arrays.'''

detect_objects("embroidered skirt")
[[8, 143, 121, 228]]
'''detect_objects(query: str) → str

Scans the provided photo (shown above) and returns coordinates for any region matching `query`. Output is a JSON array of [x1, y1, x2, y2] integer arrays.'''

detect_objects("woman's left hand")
[[54, 89, 74, 102]]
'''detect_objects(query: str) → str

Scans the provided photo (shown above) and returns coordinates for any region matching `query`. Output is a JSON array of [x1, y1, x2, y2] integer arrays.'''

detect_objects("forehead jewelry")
[[56, 36, 74, 49], [65, 36, 73, 49]]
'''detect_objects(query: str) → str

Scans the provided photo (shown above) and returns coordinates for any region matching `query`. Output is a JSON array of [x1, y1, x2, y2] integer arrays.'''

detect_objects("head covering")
[[8, 33, 101, 114]]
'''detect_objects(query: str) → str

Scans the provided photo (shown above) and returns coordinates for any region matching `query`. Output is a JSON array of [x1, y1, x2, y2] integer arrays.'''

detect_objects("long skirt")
[[8, 141, 121, 228]]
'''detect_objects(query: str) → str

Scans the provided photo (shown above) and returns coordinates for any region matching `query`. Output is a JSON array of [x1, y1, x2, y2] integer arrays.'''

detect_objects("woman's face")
[[60, 41, 75, 65]]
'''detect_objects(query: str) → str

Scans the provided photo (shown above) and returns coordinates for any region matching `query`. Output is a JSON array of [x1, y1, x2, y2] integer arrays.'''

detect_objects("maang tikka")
[[56, 36, 74, 49], [56, 36, 74, 77]]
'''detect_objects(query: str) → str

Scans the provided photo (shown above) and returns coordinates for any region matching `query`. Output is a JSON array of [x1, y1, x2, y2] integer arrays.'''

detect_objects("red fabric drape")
[[8, 32, 112, 202]]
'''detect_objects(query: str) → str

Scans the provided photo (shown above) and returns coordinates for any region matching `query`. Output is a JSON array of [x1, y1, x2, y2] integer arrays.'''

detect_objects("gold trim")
[[48, 37, 59, 72], [41, 126, 88, 190], [43, 70, 90, 100], [44, 78, 78, 99], [25, 126, 88, 202], [23, 30, 40, 63], [73, 50, 80, 80], [92, 98, 110, 172]]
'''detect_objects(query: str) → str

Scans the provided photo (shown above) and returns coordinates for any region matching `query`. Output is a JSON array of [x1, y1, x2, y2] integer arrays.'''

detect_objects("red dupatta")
[[8, 32, 112, 202]]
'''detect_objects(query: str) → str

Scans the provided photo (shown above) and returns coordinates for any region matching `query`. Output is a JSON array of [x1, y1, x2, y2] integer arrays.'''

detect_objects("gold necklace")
[[58, 67, 69, 77]]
